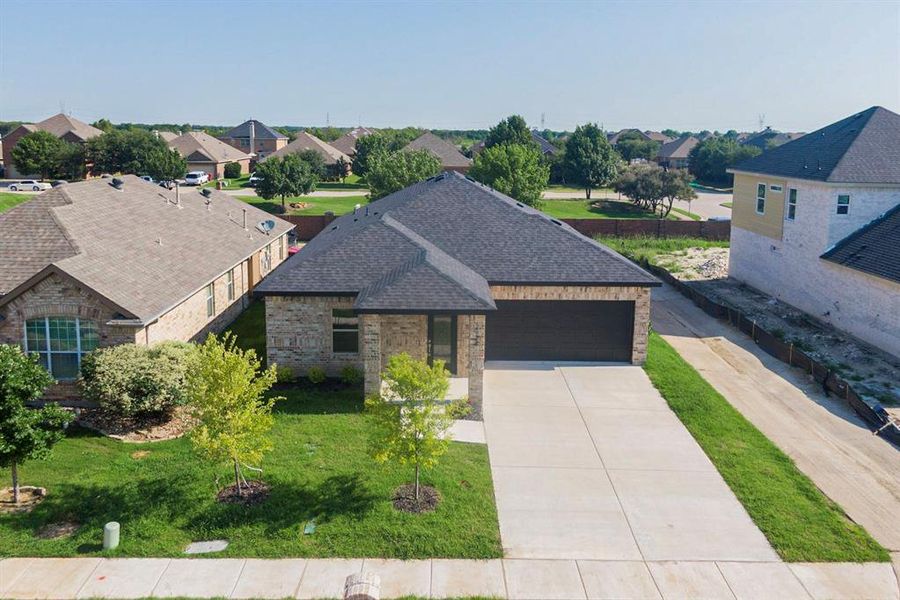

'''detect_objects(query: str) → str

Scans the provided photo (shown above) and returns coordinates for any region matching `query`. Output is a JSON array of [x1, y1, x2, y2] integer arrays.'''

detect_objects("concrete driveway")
[[483, 362, 777, 562]]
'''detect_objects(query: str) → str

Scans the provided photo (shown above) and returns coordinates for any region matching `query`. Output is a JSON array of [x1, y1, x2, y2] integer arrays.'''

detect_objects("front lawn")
[[597, 235, 729, 264], [0, 191, 30, 214], [544, 184, 612, 195], [645, 333, 888, 562], [0, 388, 500, 558], [225, 300, 266, 361], [237, 195, 368, 216], [541, 199, 678, 220]]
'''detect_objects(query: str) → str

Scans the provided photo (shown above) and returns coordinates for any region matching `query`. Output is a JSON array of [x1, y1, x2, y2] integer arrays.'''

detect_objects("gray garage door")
[[485, 300, 634, 362]]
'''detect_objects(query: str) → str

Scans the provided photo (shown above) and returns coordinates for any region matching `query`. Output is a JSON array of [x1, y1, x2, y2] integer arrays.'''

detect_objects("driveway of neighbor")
[[482, 362, 777, 562]]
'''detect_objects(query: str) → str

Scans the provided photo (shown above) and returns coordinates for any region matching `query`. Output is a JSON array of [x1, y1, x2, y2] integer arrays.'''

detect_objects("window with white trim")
[[206, 283, 215, 317], [226, 269, 235, 302], [786, 188, 797, 221], [837, 194, 850, 215], [756, 183, 766, 214], [24, 317, 99, 380]]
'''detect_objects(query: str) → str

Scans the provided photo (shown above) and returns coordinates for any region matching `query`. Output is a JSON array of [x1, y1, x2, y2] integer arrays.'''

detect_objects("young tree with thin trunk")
[[185, 334, 279, 496], [366, 353, 465, 502], [0, 345, 72, 504], [254, 154, 317, 212]]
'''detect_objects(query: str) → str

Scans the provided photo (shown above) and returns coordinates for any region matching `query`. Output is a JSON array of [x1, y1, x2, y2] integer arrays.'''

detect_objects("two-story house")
[[219, 119, 288, 160], [727, 106, 900, 357]]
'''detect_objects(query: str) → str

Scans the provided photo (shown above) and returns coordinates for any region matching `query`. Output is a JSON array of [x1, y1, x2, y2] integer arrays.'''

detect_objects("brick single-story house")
[[654, 135, 698, 170], [2, 113, 103, 178], [219, 119, 288, 160], [330, 127, 376, 157], [263, 131, 351, 173], [0, 176, 292, 398], [169, 131, 252, 179], [404, 132, 472, 173], [255, 172, 658, 403], [727, 106, 899, 356]]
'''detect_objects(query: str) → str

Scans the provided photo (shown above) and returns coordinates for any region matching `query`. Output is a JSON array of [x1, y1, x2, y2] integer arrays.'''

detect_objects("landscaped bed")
[[0, 389, 501, 558], [644, 332, 888, 562]]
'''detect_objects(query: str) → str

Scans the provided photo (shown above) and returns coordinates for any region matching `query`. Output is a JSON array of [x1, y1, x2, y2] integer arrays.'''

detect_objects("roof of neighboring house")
[[33, 113, 103, 141], [154, 131, 179, 143], [404, 132, 472, 170], [731, 106, 900, 184], [740, 128, 805, 150], [608, 129, 651, 144], [330, 127, 376, 156], [0, 176, 292, 322], [531, 130, 558, 155], [222, 119, 288, 140], [656, 136, 699, 160], [263, 131, 349, 165], [644, 131, 674, 144], [169, 131, 252, 164], [255, 172, 658, 312], [820, 204, 900, 285]]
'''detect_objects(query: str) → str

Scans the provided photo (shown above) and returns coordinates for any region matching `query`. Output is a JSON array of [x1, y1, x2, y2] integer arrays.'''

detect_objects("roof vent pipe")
[[175, 183, 180, 207], [110, 178, 125, 190]]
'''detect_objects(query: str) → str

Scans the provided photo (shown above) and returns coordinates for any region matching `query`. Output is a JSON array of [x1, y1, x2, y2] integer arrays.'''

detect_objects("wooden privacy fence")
[[644, 262, 900, 447], [284, 214, 731, 242]]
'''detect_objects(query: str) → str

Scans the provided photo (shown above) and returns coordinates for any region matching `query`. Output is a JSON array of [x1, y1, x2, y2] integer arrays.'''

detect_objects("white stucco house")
[[727, 106, 900, 358]]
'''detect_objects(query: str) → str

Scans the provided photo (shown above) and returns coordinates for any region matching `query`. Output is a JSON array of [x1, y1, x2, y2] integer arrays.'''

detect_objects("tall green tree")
[[352, 129, 422, 177], [366, 353, 465, 502], [563, 123, 620, 199], [10, 131, 68, 180], [614, 131, 660, 162], [688, 136, 761, 186], [86, 129, 173, 175], [186, 334, 279, 496], [254, 154, 317, 211], [296, 148, 326, 179], [91, 118, 114, 133], [484, 115, 535, 149], [366, 149, 441, 200], [54, 143, 87, 180], [143, 147, 187, 181], [0, 345, 72, 504], [469, 142, 549, 207], [660, 168, 697, 217]]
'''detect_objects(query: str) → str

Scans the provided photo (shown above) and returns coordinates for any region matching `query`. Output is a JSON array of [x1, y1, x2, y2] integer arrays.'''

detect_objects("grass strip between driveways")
[[0, 191, 31, 214], [644, 332, 888, 562]]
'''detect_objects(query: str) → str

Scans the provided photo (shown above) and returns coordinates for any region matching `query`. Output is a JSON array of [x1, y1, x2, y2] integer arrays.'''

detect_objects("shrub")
[[80, 341, 195, 420], [307, 366, 326, 384], [223, 162, 242, 179], [341, 365, 363, 386], [275, 365, 294, 383]]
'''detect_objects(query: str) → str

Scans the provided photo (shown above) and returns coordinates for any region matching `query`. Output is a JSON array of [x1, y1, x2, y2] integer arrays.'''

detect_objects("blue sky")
[[1, 0, 898, 132]]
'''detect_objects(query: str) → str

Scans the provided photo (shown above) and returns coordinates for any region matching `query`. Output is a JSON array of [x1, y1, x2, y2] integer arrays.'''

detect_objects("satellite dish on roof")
[[256, 219, 276, 235]]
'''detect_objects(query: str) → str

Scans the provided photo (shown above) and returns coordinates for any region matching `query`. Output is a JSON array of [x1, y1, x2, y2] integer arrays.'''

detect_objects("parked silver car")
[[8, 180, 51, 191]]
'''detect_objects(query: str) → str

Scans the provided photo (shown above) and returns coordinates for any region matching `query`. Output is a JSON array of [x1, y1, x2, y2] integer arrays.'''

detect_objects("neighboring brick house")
[[263, 132, 351, 176], [727, 106, 900, 356], [654, 136, 698, 170], [219, 119, 288, 160], [2, 113, 103, 178], [255, 172, 658, 403], [168, 131, 252, 179], [471, 130, 559, 157], [330, 127, 376, 157], [0, 176, 292, 398], [404, 132, 472, 173]]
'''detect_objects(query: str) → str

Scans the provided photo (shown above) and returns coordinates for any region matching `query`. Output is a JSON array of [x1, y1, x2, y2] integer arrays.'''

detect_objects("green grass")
[[644, 333, 888, 562], [720, 201, 733, 208], [670, 207, 701, 221], [544, 184, 612, 195], [541, 199, 677, 220], [224, 301, 266, 362], [0, 191, 30, 214], [316, 174, 367, 190], [237, 195, 368, 216], [0, 388, 500, 558], [597, 235, 729, 264]]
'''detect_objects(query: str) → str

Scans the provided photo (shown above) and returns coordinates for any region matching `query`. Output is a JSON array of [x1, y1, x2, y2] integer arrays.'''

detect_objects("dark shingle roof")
[[731, 106, 900, 183], [256, 172, 658, 311], [821, 204, 900, 284], [656, 136, 699, 160], [404, 132, 472, 169], [530, 130, 558, 155], [222, 119, 288, 140]]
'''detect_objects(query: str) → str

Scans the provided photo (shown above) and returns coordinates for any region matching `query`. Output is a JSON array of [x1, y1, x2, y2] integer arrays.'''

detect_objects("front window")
[[206, 283, 215, 317], [25, 317, 99, 380], [226, 269, 235, 302], [837, 194, 850, 215], [332, 309, 359, 354], [756, 183, 766, 214], [787, 188, 797, 221]]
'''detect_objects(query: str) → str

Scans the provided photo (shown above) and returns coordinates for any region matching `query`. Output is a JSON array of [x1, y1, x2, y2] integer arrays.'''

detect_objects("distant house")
[[472, 130, 558, 157], [0, 176, 292, 399], [740, 127, 805, 151], [219, 119, 288, 160], [330, 127, 376, 157], [263, 131, 351, 174], [727, 106, 900, 356], [644, 131, 674, 144], [2, 114, 103, 178], [608, 129, 673, 145], [654, 136, 699, 170], [404, 132, 472, 173], [169, 131, 252, 179], [153, 130, 179, 143]]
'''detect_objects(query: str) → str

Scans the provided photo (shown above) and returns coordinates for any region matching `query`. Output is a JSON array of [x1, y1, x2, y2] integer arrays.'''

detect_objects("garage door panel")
[[485, 300, 633, 362]]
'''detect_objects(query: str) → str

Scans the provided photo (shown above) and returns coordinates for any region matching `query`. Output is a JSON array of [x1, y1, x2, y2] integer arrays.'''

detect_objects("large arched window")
[[24, 317, 99, 380]]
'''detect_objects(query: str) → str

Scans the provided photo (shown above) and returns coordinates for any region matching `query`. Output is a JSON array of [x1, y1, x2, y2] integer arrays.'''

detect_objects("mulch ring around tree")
[[0, 486, 46, 514], [392, 484, 441, 514], [76, 406, 195, 443], [216, 480, 271, 506], [35, 520, 80, 540]]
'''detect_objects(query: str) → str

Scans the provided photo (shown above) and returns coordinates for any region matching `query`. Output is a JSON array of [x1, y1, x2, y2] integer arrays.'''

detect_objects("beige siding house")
[[0, 176, 292, 398]]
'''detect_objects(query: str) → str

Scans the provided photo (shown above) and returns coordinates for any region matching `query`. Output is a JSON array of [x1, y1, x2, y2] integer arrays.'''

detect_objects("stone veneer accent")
[[489, 285, 651, 364]]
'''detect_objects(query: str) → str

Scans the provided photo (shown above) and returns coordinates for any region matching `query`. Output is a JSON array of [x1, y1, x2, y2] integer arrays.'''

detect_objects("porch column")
[[631, 288, 650, 365], [360, 314, 382, 397], [467, 314, 486, 404]]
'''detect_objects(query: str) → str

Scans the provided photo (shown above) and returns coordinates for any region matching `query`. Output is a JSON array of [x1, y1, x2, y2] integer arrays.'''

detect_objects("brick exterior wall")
[[466, 315, 486, 402], [489, 285, 651, 364]]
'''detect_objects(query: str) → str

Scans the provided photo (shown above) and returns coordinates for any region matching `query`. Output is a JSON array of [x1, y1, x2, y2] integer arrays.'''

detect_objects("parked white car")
[[183, 171, 210, 186], [139, 175, 155, 183], [248, 172, 263, 187], [8, 180, 51, 192]]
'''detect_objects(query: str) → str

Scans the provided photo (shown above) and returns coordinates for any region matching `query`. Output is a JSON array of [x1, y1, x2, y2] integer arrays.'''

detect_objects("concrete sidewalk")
[[2, 556, 898, 599]]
